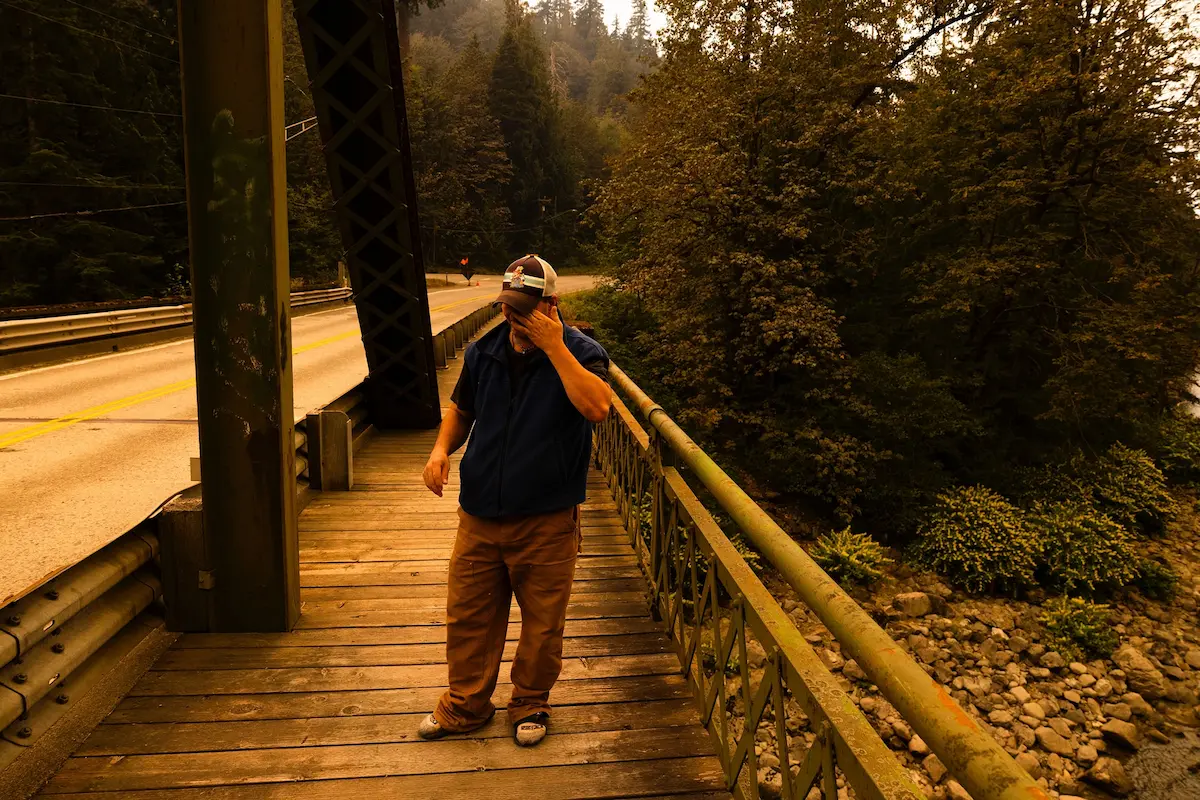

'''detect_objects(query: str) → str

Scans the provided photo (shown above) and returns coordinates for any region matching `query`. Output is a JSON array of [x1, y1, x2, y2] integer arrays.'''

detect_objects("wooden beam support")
[[177, 0, 300, 632]]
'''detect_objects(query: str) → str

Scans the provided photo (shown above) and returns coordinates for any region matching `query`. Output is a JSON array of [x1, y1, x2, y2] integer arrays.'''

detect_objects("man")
[[419, 255, 612, 747]]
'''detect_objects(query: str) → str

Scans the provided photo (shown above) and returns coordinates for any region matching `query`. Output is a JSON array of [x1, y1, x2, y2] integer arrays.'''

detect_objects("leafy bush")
[[1030, 503, 1139, 596], [1082, 443, 1177, 535], [730, 532, 765, 575], [912, 487, 1040, 594], [1039, 597, 1119, 660], [811, 528, 891, 585], [1133, 559, 1179, 601], [1157, 408, 1200, 487]]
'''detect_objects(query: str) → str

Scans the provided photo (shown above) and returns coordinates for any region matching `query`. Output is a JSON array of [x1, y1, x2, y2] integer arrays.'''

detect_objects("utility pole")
[[538, 196, 552, 254], [177, 0, 299, 632]]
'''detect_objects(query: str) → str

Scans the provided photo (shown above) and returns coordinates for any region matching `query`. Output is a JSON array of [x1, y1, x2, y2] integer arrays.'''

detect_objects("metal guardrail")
[[596, 364, 1049, 800], [0, 531, 160, 744], [0, 288, 351, 355]]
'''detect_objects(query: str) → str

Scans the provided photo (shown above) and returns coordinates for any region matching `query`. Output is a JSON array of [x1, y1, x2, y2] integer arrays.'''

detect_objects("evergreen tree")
[[626, 0, 652, 57], [489, 0, 574, 255], [0, 0, 186, 306], [596, 0, 1200, 531], [573, 0, 605, 57], [407, 33, 512, 265]]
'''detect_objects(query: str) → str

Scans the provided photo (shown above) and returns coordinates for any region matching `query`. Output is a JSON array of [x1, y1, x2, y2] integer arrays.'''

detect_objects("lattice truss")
[[294, 0, 440, 428], [594, 402, 926, 800]]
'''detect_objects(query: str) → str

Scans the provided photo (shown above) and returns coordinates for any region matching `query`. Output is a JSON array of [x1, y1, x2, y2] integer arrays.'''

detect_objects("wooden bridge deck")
[[36, 366, 730, 798]]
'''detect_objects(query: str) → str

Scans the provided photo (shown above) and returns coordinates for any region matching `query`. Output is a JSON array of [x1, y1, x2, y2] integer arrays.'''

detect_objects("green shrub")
[[1039, 597, 1119, 660], [811, 527, 891, 585], [1083, 443, 1177, 535], [1133, 558, 1179, 601], [1157, 408, 1200, 487], [912, 486, 1040, 594], [1030, 503, 1139, 596], [730, 532, 765, 575]]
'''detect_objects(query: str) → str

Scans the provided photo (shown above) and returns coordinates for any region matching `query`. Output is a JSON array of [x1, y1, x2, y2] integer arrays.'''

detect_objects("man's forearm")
[[545, 343, 612, 423], [433, 405, 473, 455]]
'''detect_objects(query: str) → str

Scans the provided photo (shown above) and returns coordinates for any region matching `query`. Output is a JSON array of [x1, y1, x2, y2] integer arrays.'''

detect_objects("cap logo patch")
[[510, 265, 526, 289]]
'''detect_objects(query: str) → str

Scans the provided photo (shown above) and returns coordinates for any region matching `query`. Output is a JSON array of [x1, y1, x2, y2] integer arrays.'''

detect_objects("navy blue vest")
[[458, 322, 609, 518]]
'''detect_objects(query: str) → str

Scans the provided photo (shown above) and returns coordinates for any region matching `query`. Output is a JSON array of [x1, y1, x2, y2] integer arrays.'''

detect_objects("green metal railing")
[[596, 364, 1050, 800]]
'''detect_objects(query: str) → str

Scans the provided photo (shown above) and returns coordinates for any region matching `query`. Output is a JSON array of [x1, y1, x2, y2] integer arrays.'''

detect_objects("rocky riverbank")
[[744, 508, 1200, 799]]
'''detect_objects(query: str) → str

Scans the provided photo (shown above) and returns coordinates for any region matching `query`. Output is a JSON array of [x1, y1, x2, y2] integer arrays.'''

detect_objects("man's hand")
[[509, 307, 564, 352], [423, 449, 451, 497]]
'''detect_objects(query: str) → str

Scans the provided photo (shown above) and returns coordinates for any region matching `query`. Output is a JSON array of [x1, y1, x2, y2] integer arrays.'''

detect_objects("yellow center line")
[[0, 378, 197, 450], [0, 292, 495, 450]]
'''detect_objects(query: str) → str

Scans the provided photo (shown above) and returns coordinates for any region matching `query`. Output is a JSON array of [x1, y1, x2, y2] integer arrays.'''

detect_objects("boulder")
[[1112, 646, 1167, 700], [946, 779, 973, 800], [1041, 651, 1067, 669], [893, 592, 935, 617], [1022, 701, 1047, 721], [843, 659, 868, 681], [1083, 757, 1134, 797], [1049, 717, 1074, 738], [1102, 702, 1133, 722], [1035, 726, 1076, 756], [1015, 751, 1042, 779], [909, 735, 930, 756], [988, 709, 1014, 726], [1185, 650, 1200, 670], [1075, 744, 1098, 766], [923, 753, 948, 784], [1100, 719, 1141, 751]]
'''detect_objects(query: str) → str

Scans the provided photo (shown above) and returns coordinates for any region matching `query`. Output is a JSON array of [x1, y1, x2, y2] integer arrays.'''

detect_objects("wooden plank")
[[172, 616, 662, 648], [291, 600, 650, 629], [298, 517, 625, 531], [45, 727, 715, 792], [106, 674, 693, 724], [295, 563, 642, 586], [77, 698, 701, 755], [297, 550, 638, 567], [297, 543, 633, 560], [297, 532, 630, 545], [129, 653, 681, 696], [39, 756, 726, 799], [302, 497, 618, 509], [298, 577, 646, 597], [297, 591, 647, 613], [152, 633, 669, 670]]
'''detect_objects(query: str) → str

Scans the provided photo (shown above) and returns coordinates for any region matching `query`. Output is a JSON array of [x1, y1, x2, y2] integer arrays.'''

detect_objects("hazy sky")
[[601, 0, 669, 35]]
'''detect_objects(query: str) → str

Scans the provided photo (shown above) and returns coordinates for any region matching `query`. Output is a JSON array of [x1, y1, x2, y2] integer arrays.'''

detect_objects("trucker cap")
[[493, 254, 558, 315]]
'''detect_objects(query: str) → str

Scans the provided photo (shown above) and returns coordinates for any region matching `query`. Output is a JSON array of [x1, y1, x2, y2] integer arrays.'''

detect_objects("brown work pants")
[[433, 505, 580, 730]]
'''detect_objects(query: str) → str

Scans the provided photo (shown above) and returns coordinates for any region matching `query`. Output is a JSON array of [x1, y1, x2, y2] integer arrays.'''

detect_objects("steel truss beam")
[[294, 0, 440, 428]]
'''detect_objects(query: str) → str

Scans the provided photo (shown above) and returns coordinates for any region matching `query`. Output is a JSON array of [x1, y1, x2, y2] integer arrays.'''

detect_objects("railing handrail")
[[607, 363, 1048, 800]]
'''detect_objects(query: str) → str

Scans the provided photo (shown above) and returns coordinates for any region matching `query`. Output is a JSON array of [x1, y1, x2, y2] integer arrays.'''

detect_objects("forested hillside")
[[0, 0, 650, 307], [0, 0, 186, 308], [574, 0, 1200, 604]]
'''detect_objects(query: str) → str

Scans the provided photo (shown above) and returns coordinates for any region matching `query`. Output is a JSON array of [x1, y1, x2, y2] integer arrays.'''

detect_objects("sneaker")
[[418, 707, 496, 740], [514, 712, 549, 747], [417, 713, 449, 740]]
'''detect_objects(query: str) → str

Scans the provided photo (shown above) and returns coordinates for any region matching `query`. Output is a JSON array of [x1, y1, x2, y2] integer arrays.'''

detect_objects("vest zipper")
[[497, 402, 513, 515]]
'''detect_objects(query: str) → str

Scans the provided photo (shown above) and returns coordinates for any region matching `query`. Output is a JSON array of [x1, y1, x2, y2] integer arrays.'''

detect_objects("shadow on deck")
[[35, 431, 731, 799]]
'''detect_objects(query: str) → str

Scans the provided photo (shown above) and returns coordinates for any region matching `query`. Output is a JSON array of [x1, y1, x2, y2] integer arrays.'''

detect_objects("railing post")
[[433, 332, 447, 369], [305, 411, 354, 491], [158, 487, 213, 632], [178, 0, 300, 632]]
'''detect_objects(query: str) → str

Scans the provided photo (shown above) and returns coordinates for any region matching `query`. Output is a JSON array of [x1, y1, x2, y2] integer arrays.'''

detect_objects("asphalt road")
[[0, 275, 594, 607]]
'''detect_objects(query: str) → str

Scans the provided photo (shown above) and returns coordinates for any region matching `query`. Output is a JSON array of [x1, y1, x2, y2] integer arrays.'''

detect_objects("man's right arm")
[[423, 403, 472, 497]]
